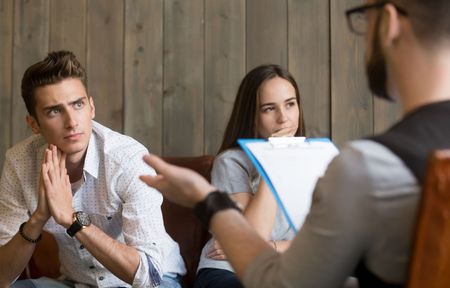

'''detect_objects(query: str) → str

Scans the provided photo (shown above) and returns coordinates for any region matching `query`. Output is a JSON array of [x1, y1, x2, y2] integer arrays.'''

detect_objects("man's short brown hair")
[[393, 0, 450, 47], [21, 50, 87, 119]]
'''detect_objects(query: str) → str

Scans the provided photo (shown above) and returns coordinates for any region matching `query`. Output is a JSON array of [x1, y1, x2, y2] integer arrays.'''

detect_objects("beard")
[[366, 15, 393, 101]]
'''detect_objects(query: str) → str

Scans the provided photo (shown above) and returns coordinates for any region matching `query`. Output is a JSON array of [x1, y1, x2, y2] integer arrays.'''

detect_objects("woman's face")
[[256, 76, 299, 138]]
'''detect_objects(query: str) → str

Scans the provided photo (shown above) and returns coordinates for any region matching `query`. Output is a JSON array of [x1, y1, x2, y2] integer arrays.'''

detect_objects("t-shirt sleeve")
[[211, 151, 253, 195]]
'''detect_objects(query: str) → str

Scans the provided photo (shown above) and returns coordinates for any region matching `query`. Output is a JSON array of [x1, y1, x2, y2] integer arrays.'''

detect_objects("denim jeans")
[[160, 273, 183, 288], [193, 268, 243, 288], [12, 277, 73, 288], [13, 274, 182, 288]]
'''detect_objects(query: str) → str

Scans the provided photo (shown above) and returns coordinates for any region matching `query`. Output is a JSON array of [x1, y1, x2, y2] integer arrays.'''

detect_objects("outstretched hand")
[[140, 154, 216, 208]]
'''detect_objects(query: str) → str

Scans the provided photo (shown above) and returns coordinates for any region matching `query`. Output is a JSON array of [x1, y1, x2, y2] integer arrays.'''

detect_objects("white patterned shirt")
[[0, 121, 186, 287]]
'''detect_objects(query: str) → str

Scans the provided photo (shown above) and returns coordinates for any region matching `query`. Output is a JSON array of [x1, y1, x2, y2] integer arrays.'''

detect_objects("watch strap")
[[66, 211, 90, 237], [66, 216, 83, 237], [193, 191, 241, 228]]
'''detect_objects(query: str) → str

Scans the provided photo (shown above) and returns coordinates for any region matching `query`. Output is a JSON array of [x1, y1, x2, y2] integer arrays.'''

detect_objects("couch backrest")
[[161, 155, 214, 287]]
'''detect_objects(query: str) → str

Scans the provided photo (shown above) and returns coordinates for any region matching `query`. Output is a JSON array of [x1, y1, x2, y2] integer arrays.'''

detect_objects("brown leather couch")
[[20, 155, 214, 288]]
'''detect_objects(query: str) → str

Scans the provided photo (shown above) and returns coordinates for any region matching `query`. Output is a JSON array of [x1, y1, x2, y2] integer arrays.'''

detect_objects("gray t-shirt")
[[197, 148, 295, 272], [243, 140, 419, 287]]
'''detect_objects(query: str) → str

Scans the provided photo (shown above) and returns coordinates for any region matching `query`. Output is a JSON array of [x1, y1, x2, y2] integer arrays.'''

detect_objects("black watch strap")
[[66, 219, 83, 237], [193, 191, 241, 228], [66, 211, 91, 237]]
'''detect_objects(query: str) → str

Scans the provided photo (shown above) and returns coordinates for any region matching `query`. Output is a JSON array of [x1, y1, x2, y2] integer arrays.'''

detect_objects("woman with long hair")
[[194, 64, 305, 288]]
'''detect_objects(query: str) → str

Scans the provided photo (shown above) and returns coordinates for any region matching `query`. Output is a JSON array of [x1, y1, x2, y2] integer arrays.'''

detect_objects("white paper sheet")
[[238, 137, 339, 232]]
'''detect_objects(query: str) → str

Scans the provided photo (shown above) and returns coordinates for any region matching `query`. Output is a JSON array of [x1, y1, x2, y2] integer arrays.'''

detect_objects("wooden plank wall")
[[0, 0, 401, 171]]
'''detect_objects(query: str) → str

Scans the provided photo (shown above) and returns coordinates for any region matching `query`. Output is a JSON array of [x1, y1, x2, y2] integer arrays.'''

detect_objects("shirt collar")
[[83, 126, 100, 179]]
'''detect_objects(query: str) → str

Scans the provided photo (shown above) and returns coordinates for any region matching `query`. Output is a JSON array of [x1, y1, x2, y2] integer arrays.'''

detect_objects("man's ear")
[[89, 96, 95, 119], [379, 4, 402, 48], [26, 115, 40, 134]]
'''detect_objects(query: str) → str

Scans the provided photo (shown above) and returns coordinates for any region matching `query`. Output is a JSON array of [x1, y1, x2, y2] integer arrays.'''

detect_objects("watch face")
[[75, 211, 91, 226]]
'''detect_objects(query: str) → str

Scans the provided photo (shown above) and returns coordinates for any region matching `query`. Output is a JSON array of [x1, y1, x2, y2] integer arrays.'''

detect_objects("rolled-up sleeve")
[[0, 151, 30, 246], [115, 148, 183, 287]]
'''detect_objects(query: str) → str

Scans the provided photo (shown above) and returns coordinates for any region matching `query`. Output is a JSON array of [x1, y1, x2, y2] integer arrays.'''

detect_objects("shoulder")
[[5, 134, 45, 165], [328, 140, 417, 195], [92, 121, 149, 164], [211, 148, 259, 192], [214, 149, 254, 172]]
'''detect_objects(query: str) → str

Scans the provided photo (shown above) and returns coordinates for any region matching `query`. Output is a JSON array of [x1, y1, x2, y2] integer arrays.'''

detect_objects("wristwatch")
[[66, 211, 91, 237]]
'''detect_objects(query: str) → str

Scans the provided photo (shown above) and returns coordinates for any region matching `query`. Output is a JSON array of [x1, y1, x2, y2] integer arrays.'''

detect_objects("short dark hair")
[[218, 64, 305, 154], [21, 50, 87, 119], [392, 0, 450, 47]]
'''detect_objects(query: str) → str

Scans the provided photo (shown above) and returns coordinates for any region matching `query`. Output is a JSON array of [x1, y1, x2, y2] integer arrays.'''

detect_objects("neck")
[[66, 151, 87, 183], [391, 44, 450, 115]]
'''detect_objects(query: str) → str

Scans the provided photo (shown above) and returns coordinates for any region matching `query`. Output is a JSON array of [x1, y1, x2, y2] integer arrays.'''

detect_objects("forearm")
[[75, 225, 140, 284], [243, 197, 276, 239], [209, 208, 273, 279], [241, 184, 277, 239], [0, 217, 45, 285]]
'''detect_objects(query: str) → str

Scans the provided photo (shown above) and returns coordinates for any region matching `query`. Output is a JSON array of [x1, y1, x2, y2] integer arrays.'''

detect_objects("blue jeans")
[[12, 277, 73, 288], [13, 274, 182, 288], [194, 268, 243, 288]]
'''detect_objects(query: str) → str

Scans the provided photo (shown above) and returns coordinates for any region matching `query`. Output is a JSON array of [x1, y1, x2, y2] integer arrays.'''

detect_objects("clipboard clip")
[[268, 137, 306, 148]]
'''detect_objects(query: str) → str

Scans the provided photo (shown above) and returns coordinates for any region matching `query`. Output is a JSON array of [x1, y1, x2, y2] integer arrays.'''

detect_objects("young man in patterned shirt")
[[0, 51, 185, 288]]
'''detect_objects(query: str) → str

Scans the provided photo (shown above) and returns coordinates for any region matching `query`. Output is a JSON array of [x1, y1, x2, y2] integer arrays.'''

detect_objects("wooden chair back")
[[407, 150, 450, 288]]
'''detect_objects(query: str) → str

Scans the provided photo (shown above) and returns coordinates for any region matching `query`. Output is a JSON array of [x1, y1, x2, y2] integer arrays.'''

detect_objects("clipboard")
[[238, 137, 339, 232]]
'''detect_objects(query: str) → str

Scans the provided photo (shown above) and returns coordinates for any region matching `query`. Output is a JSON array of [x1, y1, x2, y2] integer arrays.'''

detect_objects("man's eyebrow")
[[42, 103, 63, 112], [42, 97, 87, 111], [68, 96, 87, 105]]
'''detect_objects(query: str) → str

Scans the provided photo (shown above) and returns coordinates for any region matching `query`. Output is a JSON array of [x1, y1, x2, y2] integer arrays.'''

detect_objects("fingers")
[[39, 163, 47, 192], [207, 240, 222, 254], [271, 126, 297, 137], [51, 145, 60, 176], [207, 248, 227, 260], [41, 163, 51, 188], [139, 174, 165, 189], [45, 149, 56, 182], [65, 174, 71, 186], [143, 154, 169, 175], [60, 152, 66, 178], [44, 145, 68, 182]]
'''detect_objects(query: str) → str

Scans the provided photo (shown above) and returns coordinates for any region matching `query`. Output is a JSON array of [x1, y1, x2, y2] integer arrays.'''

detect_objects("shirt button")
[[80, 245, 84, 249], [99, 276, 104, 281]]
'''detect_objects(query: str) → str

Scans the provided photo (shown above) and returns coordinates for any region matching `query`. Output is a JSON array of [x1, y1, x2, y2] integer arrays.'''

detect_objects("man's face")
[[27, 78, 95, 160], [365, 2, 392, 101]]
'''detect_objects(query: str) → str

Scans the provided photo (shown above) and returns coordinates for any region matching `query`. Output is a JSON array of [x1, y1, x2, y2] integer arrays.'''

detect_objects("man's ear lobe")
[[26, 115, 40, 134]]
